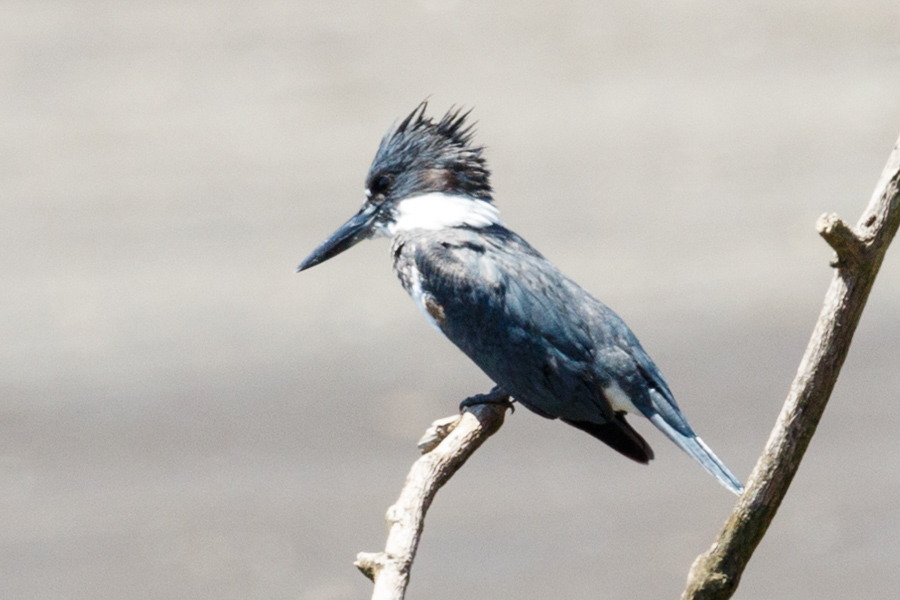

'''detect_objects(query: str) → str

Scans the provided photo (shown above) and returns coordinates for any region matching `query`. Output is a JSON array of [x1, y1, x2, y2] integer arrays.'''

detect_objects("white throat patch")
[[386, 192, 502, 235]]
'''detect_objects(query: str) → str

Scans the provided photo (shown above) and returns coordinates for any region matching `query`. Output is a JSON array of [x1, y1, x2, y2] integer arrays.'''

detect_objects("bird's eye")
[[370, 173, 394, 197]]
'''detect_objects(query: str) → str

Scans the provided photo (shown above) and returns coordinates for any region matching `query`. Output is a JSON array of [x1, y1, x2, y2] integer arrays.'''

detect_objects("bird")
[[297, 103, 743, 495]]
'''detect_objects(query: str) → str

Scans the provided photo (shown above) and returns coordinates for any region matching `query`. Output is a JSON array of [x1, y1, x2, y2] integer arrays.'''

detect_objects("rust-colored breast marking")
[[424, 296, 446, 328]]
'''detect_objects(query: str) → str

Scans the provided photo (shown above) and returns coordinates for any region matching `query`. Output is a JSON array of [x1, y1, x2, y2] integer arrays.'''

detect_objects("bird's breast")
[[407, 266, 446, 334], [393, 238, 446, 334]]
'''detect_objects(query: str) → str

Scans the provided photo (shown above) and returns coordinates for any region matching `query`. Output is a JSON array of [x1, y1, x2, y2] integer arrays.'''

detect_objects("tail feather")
[[562, 415, 655, 464], [647, 414, 744, 495]]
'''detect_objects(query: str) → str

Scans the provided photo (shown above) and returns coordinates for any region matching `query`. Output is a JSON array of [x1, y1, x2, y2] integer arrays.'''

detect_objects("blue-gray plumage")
[[298, 103, 743, 494]]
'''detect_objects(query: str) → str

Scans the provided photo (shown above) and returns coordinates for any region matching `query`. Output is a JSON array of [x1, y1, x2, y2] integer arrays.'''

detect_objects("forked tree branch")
[[357, 131, 900, 600], [680, 131, 900, 600], [355, 388, 511, 600]]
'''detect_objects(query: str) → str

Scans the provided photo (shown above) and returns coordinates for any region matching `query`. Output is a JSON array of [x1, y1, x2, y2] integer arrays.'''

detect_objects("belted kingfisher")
[[298, 103, 743, 495]]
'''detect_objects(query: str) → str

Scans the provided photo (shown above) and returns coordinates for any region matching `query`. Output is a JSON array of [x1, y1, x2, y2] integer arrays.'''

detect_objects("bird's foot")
[[459, 386, 515, 414], [418, 388, 513, 454]]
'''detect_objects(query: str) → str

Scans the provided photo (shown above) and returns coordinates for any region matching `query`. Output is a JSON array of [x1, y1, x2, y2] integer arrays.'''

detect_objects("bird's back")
[[392, 225, 679, 457]]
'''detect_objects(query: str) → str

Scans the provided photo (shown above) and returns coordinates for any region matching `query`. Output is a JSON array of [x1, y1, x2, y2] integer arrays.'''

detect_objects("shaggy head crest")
[[366, 102, 493, 202]]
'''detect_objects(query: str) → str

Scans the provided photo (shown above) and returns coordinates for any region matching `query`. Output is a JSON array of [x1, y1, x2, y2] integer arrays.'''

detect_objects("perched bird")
[[298, 103, 743, 494]]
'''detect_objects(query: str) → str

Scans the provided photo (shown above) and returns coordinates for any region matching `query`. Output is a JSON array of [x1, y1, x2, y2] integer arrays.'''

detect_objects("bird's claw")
[[459, 387, 515, 413]]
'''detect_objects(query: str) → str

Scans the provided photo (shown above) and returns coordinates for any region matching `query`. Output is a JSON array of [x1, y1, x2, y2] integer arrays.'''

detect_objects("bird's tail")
[[647, 414, 744, 495]]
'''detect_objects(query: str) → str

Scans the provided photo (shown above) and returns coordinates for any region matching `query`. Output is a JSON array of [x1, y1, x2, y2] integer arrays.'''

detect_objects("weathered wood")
[[356, 389, 510, 600], [680, 132, 900, 600]]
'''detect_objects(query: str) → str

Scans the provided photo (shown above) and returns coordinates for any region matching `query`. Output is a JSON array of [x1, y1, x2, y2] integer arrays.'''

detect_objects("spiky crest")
[[368, 102, 492, 202]]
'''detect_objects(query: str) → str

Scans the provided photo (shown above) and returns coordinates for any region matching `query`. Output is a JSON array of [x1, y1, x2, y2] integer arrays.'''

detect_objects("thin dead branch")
[[680, 131, 900, 600], [355, 388, 510, 600]]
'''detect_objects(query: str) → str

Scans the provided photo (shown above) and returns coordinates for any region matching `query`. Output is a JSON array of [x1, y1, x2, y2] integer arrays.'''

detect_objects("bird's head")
[[297, 103, 500, 272]]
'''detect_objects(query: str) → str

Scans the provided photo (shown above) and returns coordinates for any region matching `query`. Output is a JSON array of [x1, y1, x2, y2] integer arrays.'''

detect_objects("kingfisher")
[[298, 103, 743, 494]]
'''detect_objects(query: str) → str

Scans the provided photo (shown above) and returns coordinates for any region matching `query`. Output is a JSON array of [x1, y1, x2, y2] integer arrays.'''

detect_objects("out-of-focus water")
[[2, 2, 899, 599]]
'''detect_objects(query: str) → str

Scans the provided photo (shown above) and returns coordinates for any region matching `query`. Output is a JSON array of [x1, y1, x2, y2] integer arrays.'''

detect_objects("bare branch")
[[356, 388, 511, 600], [680, 131, 900, 600], [816, 213, 865, 267]]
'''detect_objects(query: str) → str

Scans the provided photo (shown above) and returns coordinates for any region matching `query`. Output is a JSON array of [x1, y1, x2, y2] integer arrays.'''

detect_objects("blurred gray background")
[[2, 1, 899, 599]]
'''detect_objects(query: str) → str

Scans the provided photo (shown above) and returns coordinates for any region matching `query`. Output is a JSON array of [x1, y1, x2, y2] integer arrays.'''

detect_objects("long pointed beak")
[[297, 203, 380, 272]]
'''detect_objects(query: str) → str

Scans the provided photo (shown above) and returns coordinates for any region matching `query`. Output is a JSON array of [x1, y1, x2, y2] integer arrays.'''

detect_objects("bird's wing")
[[404, 227, 741, 488], [413, 227, 618, 424]]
